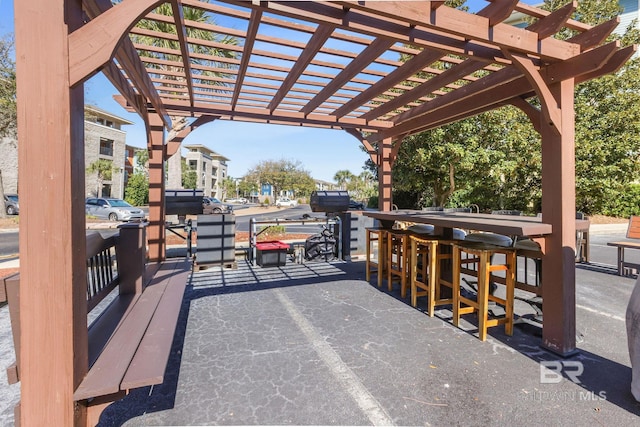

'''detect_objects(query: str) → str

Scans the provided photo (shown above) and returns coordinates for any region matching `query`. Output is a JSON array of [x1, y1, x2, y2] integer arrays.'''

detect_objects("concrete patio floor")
[[2, 231, 640, 426]]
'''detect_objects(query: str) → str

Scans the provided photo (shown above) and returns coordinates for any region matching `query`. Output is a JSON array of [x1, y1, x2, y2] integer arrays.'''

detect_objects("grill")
[[309, 190, 350, 213], [165, 189, 203, 216]]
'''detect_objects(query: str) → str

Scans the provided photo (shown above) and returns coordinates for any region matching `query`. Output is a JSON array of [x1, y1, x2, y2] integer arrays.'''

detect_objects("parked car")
[[349, 199, 365, 210], [85, 198, 146, 221], [225, 197, 248, 204], [276, 197, 297, 208], [203, 197, 232, 214], [4, 194, 19, 215]]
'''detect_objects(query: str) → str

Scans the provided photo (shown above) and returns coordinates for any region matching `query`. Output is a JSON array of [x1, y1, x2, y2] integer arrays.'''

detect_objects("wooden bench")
[[608, 215, 640, 276], [1, 224, 192, 425]]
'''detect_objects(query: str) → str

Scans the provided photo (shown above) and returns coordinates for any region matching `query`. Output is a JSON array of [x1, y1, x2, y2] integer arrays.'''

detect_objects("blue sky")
[[1, 0, 539, 182]]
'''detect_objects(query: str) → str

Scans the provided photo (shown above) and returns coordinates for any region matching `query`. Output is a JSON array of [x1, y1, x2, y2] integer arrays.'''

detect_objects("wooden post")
[[148, 115, 167, 262], [14, 0, 88, 424], [540, 79, 577, 356], [116, 223, 148, 294], [377, 138, 393, 211]]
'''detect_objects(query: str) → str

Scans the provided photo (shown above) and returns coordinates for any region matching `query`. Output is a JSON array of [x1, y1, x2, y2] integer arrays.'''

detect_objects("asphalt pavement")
[[1, 220, 639, 425]]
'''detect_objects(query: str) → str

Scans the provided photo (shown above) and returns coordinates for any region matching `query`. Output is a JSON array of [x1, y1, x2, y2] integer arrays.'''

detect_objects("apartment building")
[[84, 105, 133, 198], [1, 106, 133, 199], [183, 144, 229, 199], [619, 0, 640, 36]]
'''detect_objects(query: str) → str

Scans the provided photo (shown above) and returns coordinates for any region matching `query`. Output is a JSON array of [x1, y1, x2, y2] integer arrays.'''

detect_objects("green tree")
[[181, 158, 197, 189], [124, 172, 149, 206], [245, 159, 313, 199], [388, 0, 640, 214], [222, 176, 237, 200], [539, 0, 640, 215], [86, 159, 115, 197], [333, 170, 355, 190], [238, 178, 258, 199], [289, 169, 316, 198], [135, 149, 149, 176], [0, 34, 16, 219], [132, 2, 238, 92], [0, 34, 16, 137]]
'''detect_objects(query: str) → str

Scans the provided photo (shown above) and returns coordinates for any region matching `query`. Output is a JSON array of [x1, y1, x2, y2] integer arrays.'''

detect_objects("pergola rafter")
[[13, 1, 637, 424]]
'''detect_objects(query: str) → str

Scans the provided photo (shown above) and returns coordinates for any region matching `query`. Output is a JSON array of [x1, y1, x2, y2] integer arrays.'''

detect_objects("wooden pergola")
[[14, 0, 634, 424]]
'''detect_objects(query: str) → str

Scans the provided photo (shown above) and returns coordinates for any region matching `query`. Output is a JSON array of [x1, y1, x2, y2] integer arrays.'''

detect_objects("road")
[[0, 205, 325, 258], [234, 205, 334, 235], [0, 231, 18, 258]]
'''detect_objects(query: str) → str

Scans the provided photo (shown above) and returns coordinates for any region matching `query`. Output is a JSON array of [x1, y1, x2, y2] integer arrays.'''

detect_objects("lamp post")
[[120, 167, 125, 199]]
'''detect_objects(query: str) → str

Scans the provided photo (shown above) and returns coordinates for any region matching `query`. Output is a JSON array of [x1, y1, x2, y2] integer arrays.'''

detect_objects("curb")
[[588, 223, 628, 234]]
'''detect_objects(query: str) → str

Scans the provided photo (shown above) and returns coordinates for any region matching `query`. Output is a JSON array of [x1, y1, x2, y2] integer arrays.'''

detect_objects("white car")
[[225, 197, 248, 204], [276, 197, 297, 207]]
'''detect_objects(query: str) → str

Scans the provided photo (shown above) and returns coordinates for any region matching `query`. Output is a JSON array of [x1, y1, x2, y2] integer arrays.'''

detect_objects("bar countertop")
[[362, 210, 555, 237]]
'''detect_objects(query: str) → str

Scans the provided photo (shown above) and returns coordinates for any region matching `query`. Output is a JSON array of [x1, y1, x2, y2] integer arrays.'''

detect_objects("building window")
[[102, 183, 112, 198], [99, 138, 114, 157], [96, 118, 105, 125]]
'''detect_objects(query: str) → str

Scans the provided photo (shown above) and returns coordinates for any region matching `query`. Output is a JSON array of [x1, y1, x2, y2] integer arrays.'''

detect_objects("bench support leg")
[[82, 391, 127, 427]]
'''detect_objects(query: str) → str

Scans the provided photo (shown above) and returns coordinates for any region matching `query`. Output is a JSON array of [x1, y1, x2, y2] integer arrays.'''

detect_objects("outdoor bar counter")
[[363, 210, 556, 240]]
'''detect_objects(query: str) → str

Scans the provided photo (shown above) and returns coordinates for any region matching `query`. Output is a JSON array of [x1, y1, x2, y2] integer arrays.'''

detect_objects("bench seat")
[[607, 241, 640, 276], [74, 258, 191, 401]]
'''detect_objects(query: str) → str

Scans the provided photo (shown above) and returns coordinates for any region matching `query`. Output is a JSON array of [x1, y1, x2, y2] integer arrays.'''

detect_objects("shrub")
[[124, 173, 148, 206]]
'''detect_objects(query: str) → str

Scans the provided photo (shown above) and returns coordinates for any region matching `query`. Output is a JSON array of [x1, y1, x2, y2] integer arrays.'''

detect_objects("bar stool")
[[452, 240, 516, 341], [410, 235, 454, 316], [365, 227, 388, 288], [386, 228, 412, 298]]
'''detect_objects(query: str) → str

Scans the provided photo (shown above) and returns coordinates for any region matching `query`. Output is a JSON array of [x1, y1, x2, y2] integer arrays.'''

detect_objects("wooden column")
[[540, 79, 577, 356], [14, 0, 88, 425], [148, 115, 167, 262], [377, 138, 393, 211]]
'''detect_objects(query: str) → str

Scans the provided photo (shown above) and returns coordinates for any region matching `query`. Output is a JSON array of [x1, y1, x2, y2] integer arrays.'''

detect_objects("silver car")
[[85, 198, 145, 221], [4, 194, 19, 215]]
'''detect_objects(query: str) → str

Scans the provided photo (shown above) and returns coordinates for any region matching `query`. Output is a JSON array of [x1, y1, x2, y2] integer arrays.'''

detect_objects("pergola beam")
[[568, 17, 620, 50], [332, 1, 580, 59], [228, 1, 512, 64], [170, 0, 196, 107], [302, 37, 395, 115], [366, 58, 487, 122], [69, 0, 161, 85], [102, 60, 145, 118], [526, 1, 576, 39], [81, 0, 173, 129], [268, 24, 335, 112], [115, 96, 392, 131], [231, 9, 261, 109], [332, 48, 444, 118], [476, 0, 519, 26]]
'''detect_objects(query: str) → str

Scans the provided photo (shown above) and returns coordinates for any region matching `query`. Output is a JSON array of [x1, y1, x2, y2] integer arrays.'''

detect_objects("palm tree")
[[333, 170, 355, 190], [132, 3, 238, 93]]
